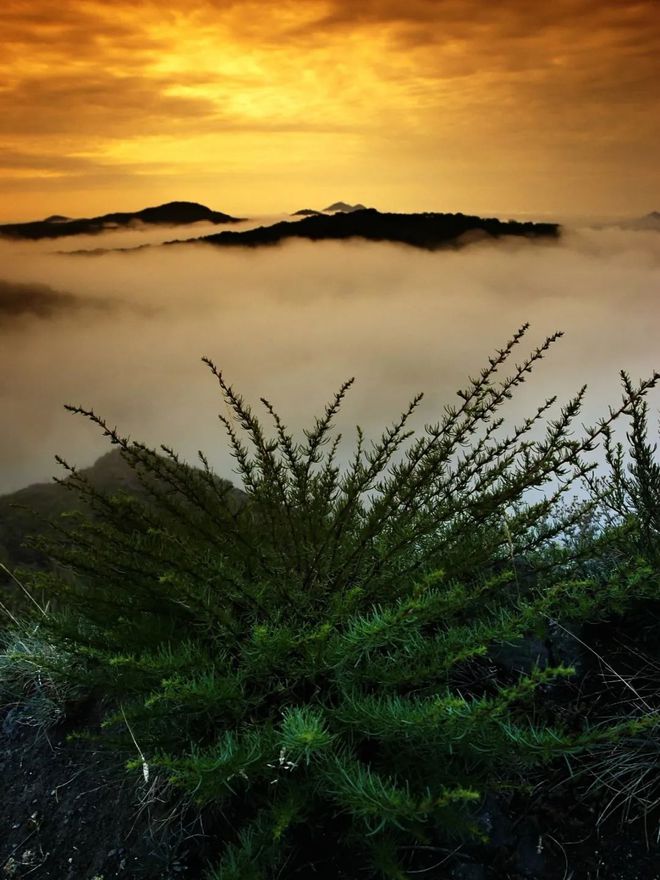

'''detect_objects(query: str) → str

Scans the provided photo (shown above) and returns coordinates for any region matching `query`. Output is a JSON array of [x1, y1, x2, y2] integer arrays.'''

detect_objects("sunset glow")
[[2, 0, 659, 220]]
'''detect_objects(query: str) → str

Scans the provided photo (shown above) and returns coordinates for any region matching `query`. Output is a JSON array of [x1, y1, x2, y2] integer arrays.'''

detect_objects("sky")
[[1, 0, 659, 221]]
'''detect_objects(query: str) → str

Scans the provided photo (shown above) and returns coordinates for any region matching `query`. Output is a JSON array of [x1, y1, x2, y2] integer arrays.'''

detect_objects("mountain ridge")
[[323, 201, 368, 213], [0, 450, 244, 574], [0, 201, 243, 240], [191, 208, 560, 251]]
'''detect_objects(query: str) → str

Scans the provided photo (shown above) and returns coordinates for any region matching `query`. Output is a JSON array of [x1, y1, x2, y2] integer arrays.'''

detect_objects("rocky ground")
[[0, 701, 198, 880], [1, 695, 658, 880]]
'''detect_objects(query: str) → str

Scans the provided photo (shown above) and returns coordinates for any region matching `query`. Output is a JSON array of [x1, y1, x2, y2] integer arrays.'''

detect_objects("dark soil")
[[0, 702, 201, 880], [1, 607, 659, 879], [1, 701, 658, 880]]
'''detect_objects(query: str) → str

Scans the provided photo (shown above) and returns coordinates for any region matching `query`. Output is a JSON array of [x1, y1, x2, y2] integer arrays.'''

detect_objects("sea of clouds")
[[1, 221, 659, 494]]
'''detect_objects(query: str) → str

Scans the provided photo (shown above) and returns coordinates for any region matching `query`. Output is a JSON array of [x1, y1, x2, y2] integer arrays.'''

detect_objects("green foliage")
[[591, 374, 660, 561], [10, 325, 660, 878]]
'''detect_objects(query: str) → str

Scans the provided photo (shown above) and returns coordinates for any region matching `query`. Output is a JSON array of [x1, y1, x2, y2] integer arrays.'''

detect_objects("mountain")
[[293, 203, 369, 216], [618, 211, 660, 231], [0, 451, 145, 572], [0, 450, 244, 576], [192, 209, 559, 251], [0, 201, 243, 240], [323, 201, 368, 213]]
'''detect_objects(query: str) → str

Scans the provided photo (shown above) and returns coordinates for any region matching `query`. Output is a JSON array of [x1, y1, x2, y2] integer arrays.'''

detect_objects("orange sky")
[[1, 0, 659, 221]]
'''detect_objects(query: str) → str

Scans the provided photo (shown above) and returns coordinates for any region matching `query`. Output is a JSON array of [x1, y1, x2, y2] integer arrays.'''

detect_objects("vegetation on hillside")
[[1, 325, 659, 879]]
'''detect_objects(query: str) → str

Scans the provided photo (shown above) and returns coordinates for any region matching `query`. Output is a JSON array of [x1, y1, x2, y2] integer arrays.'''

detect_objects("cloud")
[[298, 0, 660, 45], [0, 150, 103, 173], [0, 0, 658, 218], [0, 275, 145, 324], [0, 74, 223, 139], [0, 278, 113, 321], [0, 222, 658, 496]]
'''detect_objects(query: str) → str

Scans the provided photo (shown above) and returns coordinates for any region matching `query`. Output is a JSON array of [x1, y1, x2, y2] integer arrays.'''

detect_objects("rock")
[[477, 794, 517, 849], [514, 823, 546, 878], [547, 620, 585, 674], [451, 864, 487, 880], [488, 636, 549, 674]]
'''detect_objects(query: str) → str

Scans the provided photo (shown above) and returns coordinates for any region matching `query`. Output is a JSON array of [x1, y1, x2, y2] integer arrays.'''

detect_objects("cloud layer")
[[1, 0, 659, 219], [1, 224, 658, 495], [0, 278, 110, 319]]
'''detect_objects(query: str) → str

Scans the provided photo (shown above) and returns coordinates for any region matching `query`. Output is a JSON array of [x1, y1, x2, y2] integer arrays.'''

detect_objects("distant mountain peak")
[[126, 201, 238, 224], [323, 201, 368, 213], [614, 211, 660, 231], [0, 450, 245, 574], [196, 209, 560, 253], [0, 201, 243, 240]]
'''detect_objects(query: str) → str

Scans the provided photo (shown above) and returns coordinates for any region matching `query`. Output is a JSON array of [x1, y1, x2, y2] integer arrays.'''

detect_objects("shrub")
[[15, 325, 660, 877], [591, 374, 660, 561]]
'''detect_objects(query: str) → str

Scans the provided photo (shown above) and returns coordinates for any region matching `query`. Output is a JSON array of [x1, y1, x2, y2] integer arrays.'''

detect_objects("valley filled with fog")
[[1, 221, 659, 494]]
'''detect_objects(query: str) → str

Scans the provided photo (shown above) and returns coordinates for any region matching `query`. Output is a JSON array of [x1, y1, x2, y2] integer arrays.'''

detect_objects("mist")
[[49, 214, 294, 253], [1, 223, 659, 494]]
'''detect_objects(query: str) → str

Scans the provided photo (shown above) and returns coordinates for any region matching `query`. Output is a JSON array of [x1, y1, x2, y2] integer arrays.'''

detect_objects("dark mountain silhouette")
[[0, 201, 243, 240], [292, 203, 368, 216], [192, 209, 559, 251], [323, 201, 368, 213], [0, 451, 156, 572], [0, 450, 244, 575]]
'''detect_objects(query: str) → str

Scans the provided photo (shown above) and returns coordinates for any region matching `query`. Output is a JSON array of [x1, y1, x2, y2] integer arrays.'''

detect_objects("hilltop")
[[195, 208, 559, 251], [323, 201, 368, 213], [292, 201, 368, 216], [0, 450, 145, 571], [619, 210, 660, 231], [0, 449, 244, 573], [0, 201, 243, 240]]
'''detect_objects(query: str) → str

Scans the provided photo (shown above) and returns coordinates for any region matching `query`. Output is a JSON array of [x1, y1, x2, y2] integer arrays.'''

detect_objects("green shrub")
[[15, 325, 660, 877], [591, 373, 660, 561]]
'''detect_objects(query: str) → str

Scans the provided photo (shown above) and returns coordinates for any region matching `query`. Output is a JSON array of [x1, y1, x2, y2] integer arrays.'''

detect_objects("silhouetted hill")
[[0, 201, 243, 240], [194, 209, 559, 251], [292, 203, 368, 216], [0, 450, 244, 574], [618, 211, 660, 231], [323, 201, 368, 213]]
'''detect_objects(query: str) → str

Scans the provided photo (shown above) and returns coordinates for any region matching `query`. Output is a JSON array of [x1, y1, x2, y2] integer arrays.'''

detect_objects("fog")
[[1, 222, 659, 494], [50, 214, 293, 253]]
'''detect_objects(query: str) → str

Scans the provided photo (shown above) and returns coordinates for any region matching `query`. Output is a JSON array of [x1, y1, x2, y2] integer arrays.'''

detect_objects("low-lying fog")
[[48, 214, 293, 253], [1, 222, 659, 494]]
